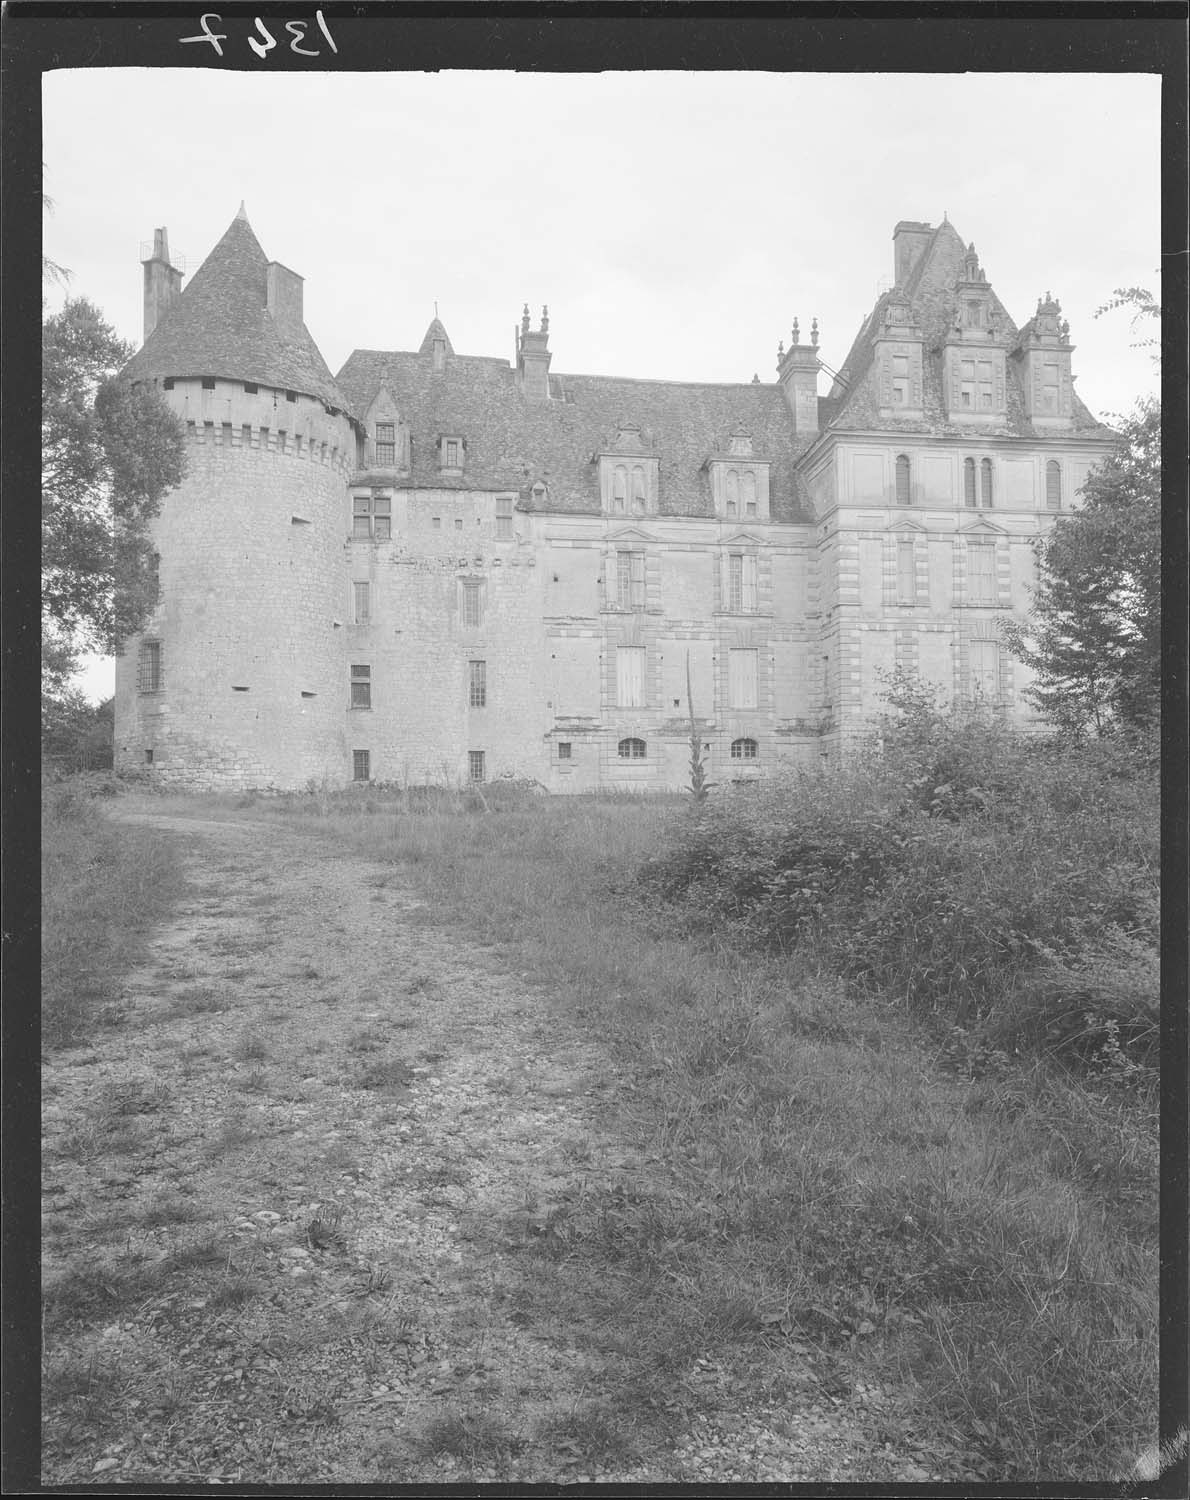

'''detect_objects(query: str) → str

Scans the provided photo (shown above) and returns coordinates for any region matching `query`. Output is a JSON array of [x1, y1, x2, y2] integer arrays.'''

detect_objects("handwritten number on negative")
[[182, 12, 338, 59]]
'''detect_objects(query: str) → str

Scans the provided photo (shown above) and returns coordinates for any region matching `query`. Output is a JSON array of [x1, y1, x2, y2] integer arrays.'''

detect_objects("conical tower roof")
[[123, 209, 352, 413], [417, 316, 454, 356]]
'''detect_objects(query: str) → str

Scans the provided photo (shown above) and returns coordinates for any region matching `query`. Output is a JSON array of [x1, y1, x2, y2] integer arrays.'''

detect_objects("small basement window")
[[244, 382, 258, 394], [731, 737, 759, 760], [353, 749, 371, 783], [618, 737, 647, 760], [163, 377, 175, 391], [201, 377, 216, 391], [286, 390, 297, 403], [469, 750, 485, 783], [301, 691, 316, 698], [232, 685, 250, 692]]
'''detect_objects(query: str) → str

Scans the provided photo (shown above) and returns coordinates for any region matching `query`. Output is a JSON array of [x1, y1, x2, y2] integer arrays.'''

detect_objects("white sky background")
[[42, 69, 1161, 702]]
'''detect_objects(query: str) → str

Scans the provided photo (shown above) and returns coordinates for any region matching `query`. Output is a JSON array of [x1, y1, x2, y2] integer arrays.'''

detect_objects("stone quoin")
[[115, 210, 1115, 791]]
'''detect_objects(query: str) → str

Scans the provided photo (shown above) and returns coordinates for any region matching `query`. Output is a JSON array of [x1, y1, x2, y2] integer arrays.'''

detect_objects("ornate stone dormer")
[[871, 292, 925, 420], [940, 244, 1008, 423], [516, 304, 552, 402], [596, 423, 659, 516], [776, 316, 820, 435], [704, 427, 770, 522], [360, 382, 410, 476], [1011, 291, 1076, 428]]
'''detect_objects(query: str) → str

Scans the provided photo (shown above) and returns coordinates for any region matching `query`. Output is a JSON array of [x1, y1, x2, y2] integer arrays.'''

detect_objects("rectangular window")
[[375, 422, 395, 466], [728, 648, 758, 710], [616, 646, 645, 708], [461, 580, 484, 627], [557, 742, 572, 761], [727, 553, 758, 613], [897, 539, 916, 605], [468, 750, 485, 783], [353, 581, 371, 624], [353, 493, 391, 540], [350, 663, 372, 710], [496, 496, 514, 540], [616, 550, 646, 610], [892, 353, 909, 405], [138, 640, 162, 693], [968, 541, 995, 605], [1041, 363, 1060, 413], [444, 439, 460, 468], [353, 749, 371, 782], [468, 659, 487, 708], [970, 639, 999, 702]]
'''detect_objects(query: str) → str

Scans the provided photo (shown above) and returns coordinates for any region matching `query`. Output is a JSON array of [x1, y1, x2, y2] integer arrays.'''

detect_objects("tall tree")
[[1002, 397, 1160, 735], [42, 298, 187, 684]]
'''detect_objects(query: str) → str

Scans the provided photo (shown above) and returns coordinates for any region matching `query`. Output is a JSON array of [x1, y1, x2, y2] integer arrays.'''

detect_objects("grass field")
[[41, 724, 1159, 1480]]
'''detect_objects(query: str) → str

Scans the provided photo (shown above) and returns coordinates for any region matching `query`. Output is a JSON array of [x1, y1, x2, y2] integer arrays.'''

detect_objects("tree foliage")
[[1002, 397, 1160, 735], [42, 299, 187, 679]]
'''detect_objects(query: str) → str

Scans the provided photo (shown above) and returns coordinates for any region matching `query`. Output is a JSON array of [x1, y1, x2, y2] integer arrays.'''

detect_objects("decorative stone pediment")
[[605, 524, 659, 544], [720, 529, 766, 548], [887, 516, 926, 533], [960, 517, 1008, 536]]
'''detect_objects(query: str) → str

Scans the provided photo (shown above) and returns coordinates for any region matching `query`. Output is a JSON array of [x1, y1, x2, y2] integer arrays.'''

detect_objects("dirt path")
[[42, 808, 882, 1484]]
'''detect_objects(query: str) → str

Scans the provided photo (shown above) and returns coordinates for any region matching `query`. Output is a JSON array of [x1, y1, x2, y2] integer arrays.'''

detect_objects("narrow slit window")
[[980, 458, 994, 508], [1046, 461, 1062, 510], [895, 455, 911, 506], [963, 457, 977, 508]]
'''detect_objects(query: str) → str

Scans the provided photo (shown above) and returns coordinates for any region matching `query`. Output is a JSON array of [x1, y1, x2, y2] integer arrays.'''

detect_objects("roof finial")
[[778, 339, 785, 361], [541, 304, 549, 335], [942, 208, 948, 223], [235, 200, 248, 221], [521, 304, 531, 338], [434, 300, 438, 318], [811, 317, 819, 348], [791, 317, 800, 346]]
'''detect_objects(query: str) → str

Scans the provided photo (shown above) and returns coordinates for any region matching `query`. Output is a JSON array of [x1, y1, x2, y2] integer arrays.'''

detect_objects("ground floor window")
[[469, 750, 485, 783], [618, 737, 647, 759], [353, 749, 370, 782], [731, 737, 759, 759], [138, 640, 163, 693], [557, 742, 572, 760]]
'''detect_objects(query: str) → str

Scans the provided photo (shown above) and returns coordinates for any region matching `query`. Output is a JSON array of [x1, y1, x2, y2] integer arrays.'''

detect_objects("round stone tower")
[[114, 208, 362, 790]]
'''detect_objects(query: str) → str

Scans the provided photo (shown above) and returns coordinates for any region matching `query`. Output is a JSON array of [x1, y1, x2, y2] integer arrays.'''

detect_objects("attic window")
[[441, 437, 463, 471], [163, 378, 175, 391], [286, 390, 297, 403], [375, 423, 396, 466], [201, 377, 216, 391], [244, 382, 258, 394]]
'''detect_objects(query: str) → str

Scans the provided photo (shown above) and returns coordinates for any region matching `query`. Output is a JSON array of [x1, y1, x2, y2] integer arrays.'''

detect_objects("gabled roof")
[[819, 219, 1112, 440], [337, 347, 818, 522], [123, 211, 352, 413]]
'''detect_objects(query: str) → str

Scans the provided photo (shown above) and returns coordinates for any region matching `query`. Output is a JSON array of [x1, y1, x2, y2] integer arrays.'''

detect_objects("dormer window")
[[612, 467, 627, 513], [891, 354, 910, 404], [631, 467, 647, 515], [964, 300, 985, 329], [375, 423, 395, 466], [439, 437, 464, 472], [742, 472, 758, 518]]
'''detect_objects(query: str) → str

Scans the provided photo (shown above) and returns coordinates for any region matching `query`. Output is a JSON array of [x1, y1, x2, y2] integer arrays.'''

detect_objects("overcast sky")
[[43, 68, 1161, 700]]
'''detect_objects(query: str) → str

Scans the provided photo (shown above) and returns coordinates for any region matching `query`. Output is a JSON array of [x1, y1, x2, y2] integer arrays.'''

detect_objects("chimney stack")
[[142, 227, 183, 342], [892, 220, 933, 287], [776, 317, 820, 435], [516, 305, 552, 402]]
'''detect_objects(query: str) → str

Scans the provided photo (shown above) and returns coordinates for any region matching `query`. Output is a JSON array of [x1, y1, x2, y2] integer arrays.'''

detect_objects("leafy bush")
[[639, 687, 1158, 1064]]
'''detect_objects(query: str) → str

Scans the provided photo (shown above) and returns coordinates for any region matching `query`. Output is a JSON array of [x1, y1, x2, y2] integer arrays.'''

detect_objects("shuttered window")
[[968, 542, 995, 604], [897, 540, 917, 605], [616, 647, 645, 708], [353, 582, 370, 623], [728, 648, 758, 710], [616, 551, 646, 610]]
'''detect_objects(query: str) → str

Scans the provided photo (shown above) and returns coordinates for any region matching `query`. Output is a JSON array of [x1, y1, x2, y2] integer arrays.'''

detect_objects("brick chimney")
[[266, 261, 304, 332], [516, 304, 552, 402], [776, 317, 820, 435], [142, 227, 183, 342]]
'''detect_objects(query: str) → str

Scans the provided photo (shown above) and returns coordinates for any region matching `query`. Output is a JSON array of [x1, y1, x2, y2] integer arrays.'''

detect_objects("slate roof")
[[819, 220, 1113, 440], [337, 348, 817, 522], [123, 211, 352, 414]]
